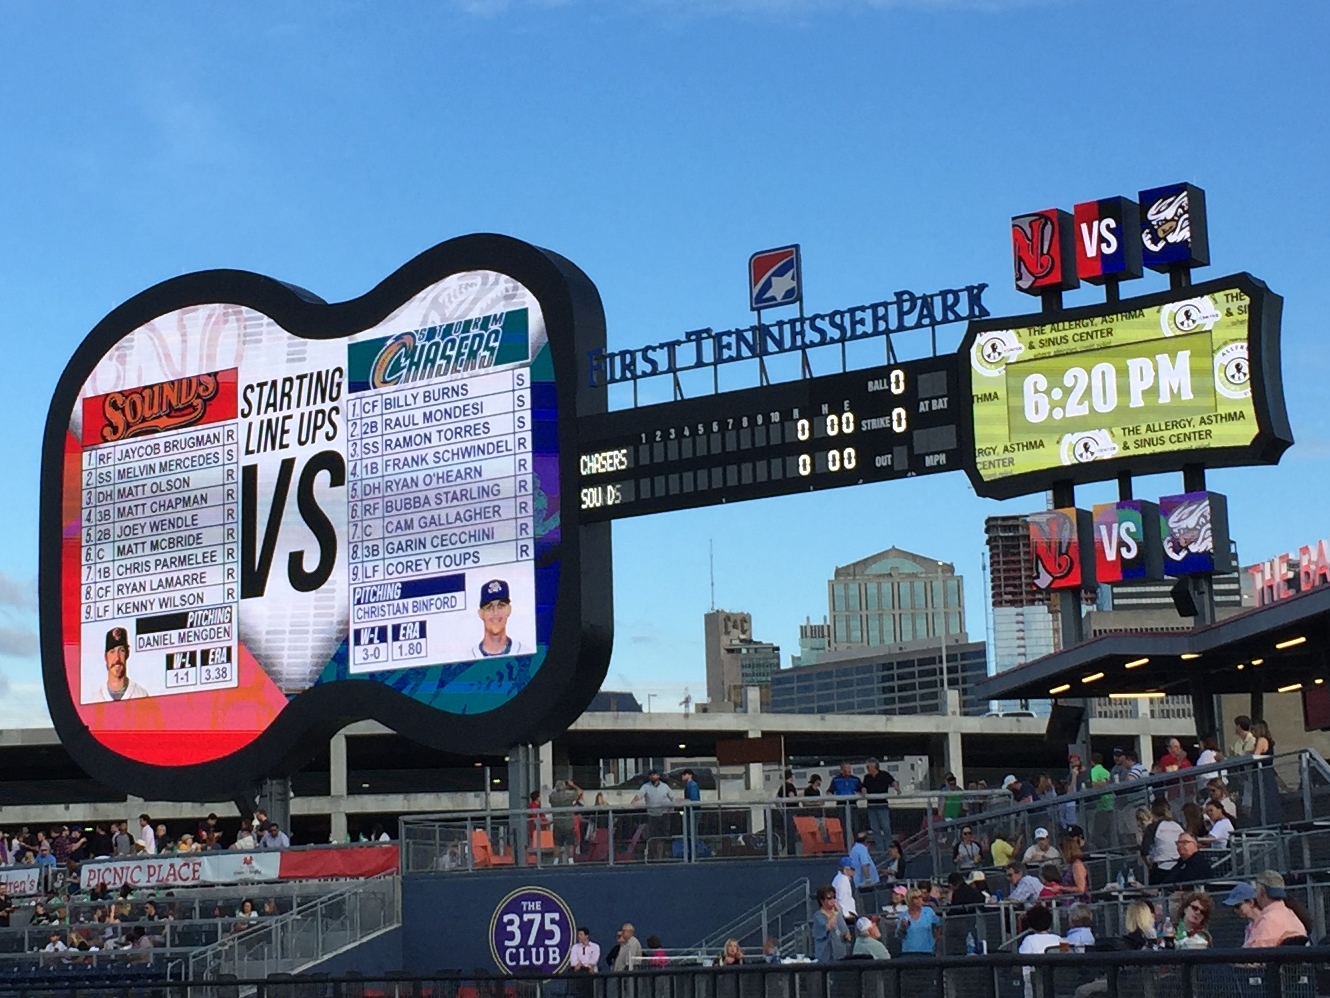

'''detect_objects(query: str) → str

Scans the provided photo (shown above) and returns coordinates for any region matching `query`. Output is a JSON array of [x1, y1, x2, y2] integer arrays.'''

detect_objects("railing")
[[691, 879, 813, 959], [186, 875, 399, 980], [904, 750, 1326, 880], [0, 953, 1329, 998], [399, 789, 1006, 874]]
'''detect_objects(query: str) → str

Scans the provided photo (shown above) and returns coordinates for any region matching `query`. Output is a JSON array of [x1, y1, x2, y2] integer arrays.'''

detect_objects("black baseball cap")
[[479, 579, 511, 605], [105, 627, 130, 653]]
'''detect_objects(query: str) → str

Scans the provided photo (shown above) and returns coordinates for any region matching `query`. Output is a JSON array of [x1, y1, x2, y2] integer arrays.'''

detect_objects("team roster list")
[[346, 363, 536, 672], [78, 371, 241, 704]]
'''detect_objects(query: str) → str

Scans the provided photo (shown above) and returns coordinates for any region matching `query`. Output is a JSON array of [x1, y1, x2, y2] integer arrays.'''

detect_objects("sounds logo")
[[97, 373, 221, 443]]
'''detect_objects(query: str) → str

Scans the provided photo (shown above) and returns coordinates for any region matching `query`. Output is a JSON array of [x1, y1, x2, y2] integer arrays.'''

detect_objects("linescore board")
[[576, 354, 962, 520]]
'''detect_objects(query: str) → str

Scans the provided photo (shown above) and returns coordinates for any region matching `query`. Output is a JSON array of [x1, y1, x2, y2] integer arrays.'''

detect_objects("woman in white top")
[[1195, 734, 1223, 768], [1201, 801, 1234, 845], [1142, 799, 1182, 885]]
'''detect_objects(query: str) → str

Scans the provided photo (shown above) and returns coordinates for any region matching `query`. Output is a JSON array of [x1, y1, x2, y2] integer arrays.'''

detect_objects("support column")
[[330, 731, 348, 844], [508, 744, 540, 866], [258, 777, 291, 837], [944, 727, 964, 786]]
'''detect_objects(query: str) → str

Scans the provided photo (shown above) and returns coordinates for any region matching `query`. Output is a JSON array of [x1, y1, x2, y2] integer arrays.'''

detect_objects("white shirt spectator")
[[832, 871, 856, 919], [259, 829, 290, 849], [1149, 819, 1183, 870], [636, 781, 674, 816], [570, 939, 601, 971], [1019, 932, 1063, 954], [1206, 816, 1234, 845]]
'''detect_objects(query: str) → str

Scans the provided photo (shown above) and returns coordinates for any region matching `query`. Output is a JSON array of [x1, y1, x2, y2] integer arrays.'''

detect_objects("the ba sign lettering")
[[489, 886, 575, 975], [1028, 508, 1095, 592], [40, 235, 614, 801], [1011, 209, 1078, 295], [1073, 197, 1143, 285], [1092, 500, 1163, 583]]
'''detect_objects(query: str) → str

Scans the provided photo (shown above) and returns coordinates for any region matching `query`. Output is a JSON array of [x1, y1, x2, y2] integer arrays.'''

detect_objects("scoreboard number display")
[[959, 274, 1292, 499], [576, 354, 961, 521]]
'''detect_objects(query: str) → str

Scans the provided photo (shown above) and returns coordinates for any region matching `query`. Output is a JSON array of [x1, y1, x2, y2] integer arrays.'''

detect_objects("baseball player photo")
[[99, 627, 149, 702], [471, 579, 529, 659]]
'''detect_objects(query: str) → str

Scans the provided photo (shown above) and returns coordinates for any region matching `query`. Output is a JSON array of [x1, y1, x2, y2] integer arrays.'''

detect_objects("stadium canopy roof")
[[974, 585, 1330, 702]]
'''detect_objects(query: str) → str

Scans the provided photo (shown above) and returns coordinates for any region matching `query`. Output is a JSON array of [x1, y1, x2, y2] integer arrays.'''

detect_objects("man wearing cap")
[[1023, 828, 1061, 869], [1222, 883, 1263, 945], [471, 580, 529, 658], [99, 627, 148, 702], [1247, 872, 1309, 946], [852, 916, 891, 959], [631, 769, 675, 860], [832, 857, 857, 921]]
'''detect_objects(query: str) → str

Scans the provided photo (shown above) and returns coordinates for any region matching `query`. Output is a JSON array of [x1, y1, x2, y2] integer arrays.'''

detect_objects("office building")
[[826, 546, 965, 652], [704, 610, 781, 709], [768, 641, 990, 716]]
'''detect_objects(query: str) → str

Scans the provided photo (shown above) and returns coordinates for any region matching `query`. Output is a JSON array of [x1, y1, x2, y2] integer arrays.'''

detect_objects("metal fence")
[[0, 952, 1328, 998], [396, 750, 1330, 880], [187, 876, 399, 981]]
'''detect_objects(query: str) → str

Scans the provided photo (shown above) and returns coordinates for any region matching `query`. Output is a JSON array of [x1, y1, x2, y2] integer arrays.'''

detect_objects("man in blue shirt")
[[829, 762, 866, 836], [848, 830, 879, 888], [680, 769, 702, 859]]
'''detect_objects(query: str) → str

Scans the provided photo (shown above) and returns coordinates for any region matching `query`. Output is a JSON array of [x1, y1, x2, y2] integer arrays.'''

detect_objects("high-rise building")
[[704, 610, 781, 709], [791, 619, 830, 668], [769, 642, 989, 715], [825, 547, 965, 652], [772, 547, 984, 715]]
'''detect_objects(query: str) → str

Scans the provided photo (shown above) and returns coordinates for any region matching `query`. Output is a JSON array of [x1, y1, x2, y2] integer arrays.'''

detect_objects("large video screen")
[[45, 236, 612, 797], [961, 274, 1291, 499]]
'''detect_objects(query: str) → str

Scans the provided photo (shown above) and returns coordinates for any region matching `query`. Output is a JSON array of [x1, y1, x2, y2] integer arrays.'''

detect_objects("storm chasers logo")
[[353, 309, 531, 392]]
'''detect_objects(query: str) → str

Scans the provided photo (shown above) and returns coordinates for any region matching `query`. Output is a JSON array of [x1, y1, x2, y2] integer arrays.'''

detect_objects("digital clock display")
[[575, 355, 961, 521], [960, 274, 1292, 499]]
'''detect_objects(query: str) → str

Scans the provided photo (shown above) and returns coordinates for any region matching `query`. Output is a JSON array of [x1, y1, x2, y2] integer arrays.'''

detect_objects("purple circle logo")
[[489, 886, 575, 974]]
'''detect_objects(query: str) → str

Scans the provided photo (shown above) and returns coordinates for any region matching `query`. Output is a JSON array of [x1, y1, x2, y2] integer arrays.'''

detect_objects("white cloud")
[[0, 625, 38, 658], [0, 572, 36, 612]]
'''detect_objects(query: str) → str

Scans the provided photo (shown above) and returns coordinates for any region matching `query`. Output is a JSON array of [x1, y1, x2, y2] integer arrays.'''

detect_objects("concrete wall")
[[308, 926, 403, 976], [400, 859, 833, 974]]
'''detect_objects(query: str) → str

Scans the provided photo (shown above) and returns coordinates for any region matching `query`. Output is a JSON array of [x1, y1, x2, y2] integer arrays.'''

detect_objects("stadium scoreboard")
[[576, 353, 963, 520]]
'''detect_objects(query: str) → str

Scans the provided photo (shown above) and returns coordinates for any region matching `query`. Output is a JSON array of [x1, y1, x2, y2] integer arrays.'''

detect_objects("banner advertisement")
[[77, 844, 396, 890], [0, 867, 42, 896]]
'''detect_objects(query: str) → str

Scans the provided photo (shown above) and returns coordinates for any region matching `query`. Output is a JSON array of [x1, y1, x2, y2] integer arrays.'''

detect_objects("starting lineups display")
[[78, 371, 241, 703], [345, 351, 537, 672]]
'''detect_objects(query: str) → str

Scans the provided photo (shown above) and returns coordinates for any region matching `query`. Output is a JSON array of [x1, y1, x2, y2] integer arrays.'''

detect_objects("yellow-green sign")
[[963, 275, 1291, 498]]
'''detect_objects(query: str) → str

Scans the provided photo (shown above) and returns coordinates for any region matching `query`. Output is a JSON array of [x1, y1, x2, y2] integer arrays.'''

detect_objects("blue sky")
[[1, 0, 1327, 726]]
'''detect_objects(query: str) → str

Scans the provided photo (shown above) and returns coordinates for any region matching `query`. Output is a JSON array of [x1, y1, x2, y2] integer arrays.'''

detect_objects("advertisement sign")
[[41, 235, 614, 800], [1246, 538, 1330, 607], [1029, 508, 1095, 592], [1012, 209, 1078, 295], [77, 844, 397, 890], [1073, 197, 1142, 285], [489, 886, 575, 974], [1092, 499, 1163, 583], [749, 245, 802, 311], [0, 867, 42, 896], [1139, 182, 1209, 272], [961, 274, 1292, 499], [1159, 491, 1234, 576]]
